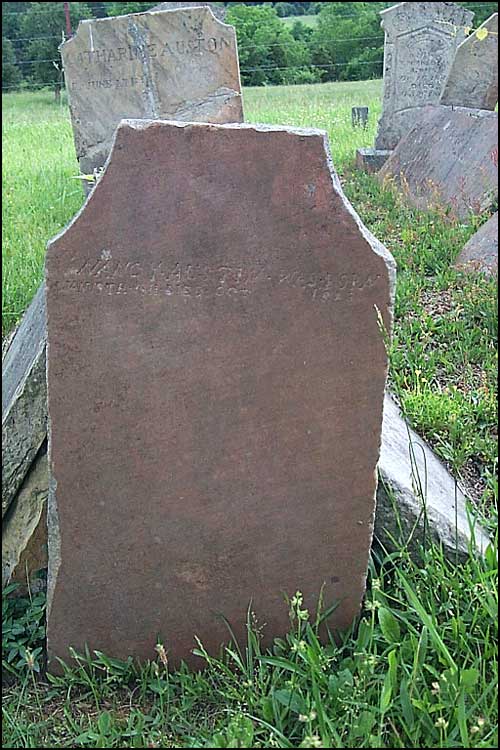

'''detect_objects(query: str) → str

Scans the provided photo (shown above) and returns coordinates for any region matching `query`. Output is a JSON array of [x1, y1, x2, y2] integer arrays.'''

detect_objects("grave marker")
[[375, 2, 474, 151], [379, 105, 498, 219], [440, 13, 498, 110], [45, 120, 395, 671], [61, 6, 243, 180]]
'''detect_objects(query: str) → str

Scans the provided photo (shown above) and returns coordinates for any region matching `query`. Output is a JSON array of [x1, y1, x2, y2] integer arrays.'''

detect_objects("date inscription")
[[55, 253, 382, 305]]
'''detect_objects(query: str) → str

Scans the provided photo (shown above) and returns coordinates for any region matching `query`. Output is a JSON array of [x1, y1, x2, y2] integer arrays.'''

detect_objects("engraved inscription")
[[75, 37, 232, 68], [58, 254, 382, 304]]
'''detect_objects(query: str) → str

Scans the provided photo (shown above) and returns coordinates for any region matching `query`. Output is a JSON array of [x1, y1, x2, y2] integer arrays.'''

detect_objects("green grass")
[[3, 538, 498, 748], [2, 81, 498, 747], [281, 14, 319, 28]]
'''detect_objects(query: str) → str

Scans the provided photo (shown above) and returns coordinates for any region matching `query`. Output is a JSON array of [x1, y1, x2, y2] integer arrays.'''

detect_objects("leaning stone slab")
[[45, 119, 395, 672], [379, 105, 498, 219], [454, 212, 498, 276], [2, 283, 47, 518], [61, 6, 243, 180], [2, 447, 48, 592], [375, 2, 474, 151], [441, 14, 498, 110], [376, 394, 491, 560]]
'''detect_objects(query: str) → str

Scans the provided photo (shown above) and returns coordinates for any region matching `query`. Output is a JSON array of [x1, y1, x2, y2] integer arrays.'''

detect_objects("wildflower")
[[431, 681, 440, 695], [371, 578, 381, 591], [291, 592, 303, 608], [299, 710, 317, 723], [477, 717, 486, 728], [435, 717, 448, 730], [24, 648, 35, 671], [155, 643, 168, 669]]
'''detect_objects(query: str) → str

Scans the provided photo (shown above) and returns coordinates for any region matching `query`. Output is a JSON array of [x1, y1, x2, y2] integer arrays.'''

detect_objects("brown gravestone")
[[60, 6, 243, 179], [45, 120, 395, 672]]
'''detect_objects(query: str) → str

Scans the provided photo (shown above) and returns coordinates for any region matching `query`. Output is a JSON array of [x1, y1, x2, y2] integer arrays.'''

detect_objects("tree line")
[[2, 2, 498, 91]]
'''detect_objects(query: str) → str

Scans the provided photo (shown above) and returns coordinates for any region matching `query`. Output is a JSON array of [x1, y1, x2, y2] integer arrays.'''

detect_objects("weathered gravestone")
[[374, 2, 474, 151], [152, 2, 226, 22], [379, 105, 498, 219], [45, 120, 395, 671], [61, 6, 243, 180], [2, 4, 244, 584], [352, 107, 369, 129], [454, 212, 498, 275], [440, 14, 498, 110], [357, 2, 474, 172]]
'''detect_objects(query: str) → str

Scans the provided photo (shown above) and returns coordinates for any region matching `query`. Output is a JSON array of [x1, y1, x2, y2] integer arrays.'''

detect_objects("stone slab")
[[379, 105, 498, 219], [375, 2, 474, 151], [2, 283, 47, 518], [441, 14, 498, 110], [2, 447, 48, 592], [454, 212, 498, 275], [61, 6, 243, 179], [356, 147, 393, 174], [376, 394, 491, 560], [45, 119, 395, 672], [5, 389, 490, 598]]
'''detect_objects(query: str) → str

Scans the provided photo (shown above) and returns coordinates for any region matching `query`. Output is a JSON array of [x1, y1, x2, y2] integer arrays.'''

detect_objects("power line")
[[240, 60, 383, 74]]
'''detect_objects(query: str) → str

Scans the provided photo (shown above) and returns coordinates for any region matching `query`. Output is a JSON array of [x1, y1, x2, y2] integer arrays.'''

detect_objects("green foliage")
[[458, 2, 499, 25], [309, 2, 385, 82], [106, 1, 156, 15], [2, 584, 46, 677], [227, 4, 317, 85], [2, 536, 498, 747], [20, 2, 92, 87], [2, 37, 22, 91]]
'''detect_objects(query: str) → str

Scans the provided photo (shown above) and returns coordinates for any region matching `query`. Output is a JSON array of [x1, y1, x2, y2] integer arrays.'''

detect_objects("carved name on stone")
[[61, 7, 243, 178], [45, 120, 395, 672]]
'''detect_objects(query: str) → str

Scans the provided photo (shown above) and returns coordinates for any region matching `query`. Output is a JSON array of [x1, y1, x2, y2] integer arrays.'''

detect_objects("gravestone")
[[454, 212, 498, 275], [440, 14, 498, 110], [375, 2, 474, 151], [352, 106, 369, 129], [379, 106, 498, 219], [152, 2, 226, 22], [61, 6, 243, 180], [45, 119, 395, 672], [356, 2, 474, 173], [2, 4, 244, 576]]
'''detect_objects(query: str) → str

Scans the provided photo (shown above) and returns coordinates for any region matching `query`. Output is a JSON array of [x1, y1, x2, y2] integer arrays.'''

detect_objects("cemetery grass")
[[2, 83, 498, 747]]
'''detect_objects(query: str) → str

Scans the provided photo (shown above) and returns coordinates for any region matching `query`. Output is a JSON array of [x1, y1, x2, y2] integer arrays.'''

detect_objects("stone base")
[[356, 148, 393, 173]]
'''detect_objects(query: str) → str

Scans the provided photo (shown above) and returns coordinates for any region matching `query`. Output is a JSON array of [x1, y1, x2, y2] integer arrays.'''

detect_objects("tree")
[[2, 38, 22, 91], [20, 2, 92, 88], [309, 3, 385, 82], [226, 3, 318, 86]]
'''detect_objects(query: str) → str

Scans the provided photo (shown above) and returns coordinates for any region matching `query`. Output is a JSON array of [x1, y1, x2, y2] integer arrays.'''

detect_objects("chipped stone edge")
[[46, 120, 345, 250], [59, 4, 234, 54]]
